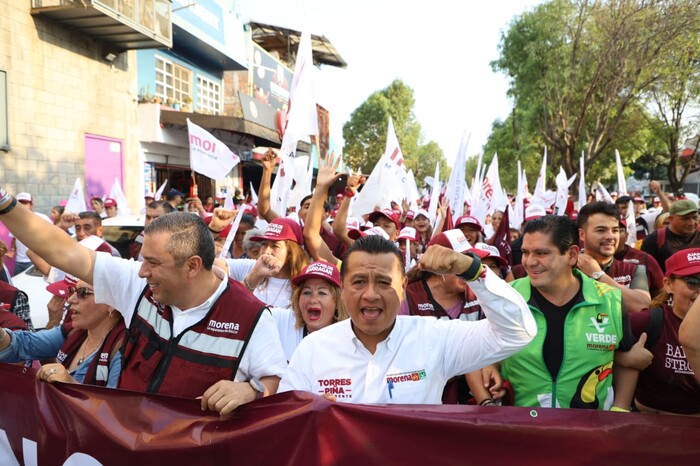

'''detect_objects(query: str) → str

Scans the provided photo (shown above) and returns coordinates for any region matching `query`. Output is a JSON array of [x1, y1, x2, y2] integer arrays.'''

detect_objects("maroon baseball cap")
[[250, 218, 303, 244], [46, 274, 78, 298], [405, 210, 415, 220], [291, 261, 341, 288], [427, 230, 491, 259], [368, 209, 400, 230], [472, 242, 507, 267], [104, 198, 117, 208], [665, 248, 700, 277], [455, 215, 484, 233]]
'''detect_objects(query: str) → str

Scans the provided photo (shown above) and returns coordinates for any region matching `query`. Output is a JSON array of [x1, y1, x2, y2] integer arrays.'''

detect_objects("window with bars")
[[155, 56, 192, 103], [197, 75, 222, 115]]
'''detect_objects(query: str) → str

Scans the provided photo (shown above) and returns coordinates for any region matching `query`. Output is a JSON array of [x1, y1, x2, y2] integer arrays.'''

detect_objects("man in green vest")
[[503, 215, 638, 410]]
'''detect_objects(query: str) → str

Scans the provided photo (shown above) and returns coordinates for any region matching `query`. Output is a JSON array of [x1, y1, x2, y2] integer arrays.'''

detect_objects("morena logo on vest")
[[206, 319, 240, 334]]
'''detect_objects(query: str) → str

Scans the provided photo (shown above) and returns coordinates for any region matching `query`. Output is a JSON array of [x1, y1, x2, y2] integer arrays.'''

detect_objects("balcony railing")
[[31, 0, 172, 50]]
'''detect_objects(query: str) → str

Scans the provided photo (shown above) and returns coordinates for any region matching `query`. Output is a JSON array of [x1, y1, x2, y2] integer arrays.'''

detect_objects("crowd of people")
[[0, 151, 699, 419]]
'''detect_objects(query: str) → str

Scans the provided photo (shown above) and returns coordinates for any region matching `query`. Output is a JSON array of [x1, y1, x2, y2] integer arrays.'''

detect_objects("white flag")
[[219, 208, 246, 259], [224, 189, 235, 211], [64, 178, 87, 214], [472, 153, 506, 225], [615, 149, 627, 196], [154, 179, 168, 201], [595, 181, 615, 204], [555, 167, 577, 215], [625, 200, 637, 247], [187, 119, 240, 180], [445, 132, 470, 217], [427, 162, 440, 226], [249, 181, 259, 206], [272, 31, 318, 214], [578, 152, 587, 210], [513, 162, 525, 227], [351, 118, 415, 216], [534, 146, 547, 199], [287, 155, 313, 210], [109, 177, 131, 216], [470, 151, 484, 206]]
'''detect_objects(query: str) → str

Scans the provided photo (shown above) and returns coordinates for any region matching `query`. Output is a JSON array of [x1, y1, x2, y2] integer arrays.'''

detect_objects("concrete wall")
[[0, 0, 141, 216]]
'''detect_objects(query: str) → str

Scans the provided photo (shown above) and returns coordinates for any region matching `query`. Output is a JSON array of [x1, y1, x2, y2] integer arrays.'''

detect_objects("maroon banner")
[[1, 363, 699, 465]]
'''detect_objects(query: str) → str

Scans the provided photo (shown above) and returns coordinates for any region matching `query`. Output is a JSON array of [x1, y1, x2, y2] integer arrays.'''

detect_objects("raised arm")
[[303, 154, 341, 265], [649, 180, 671, 213], [257, 149, 281, 222], [332, 174, 361, 247], [0, 191, 95, 284], [680, 295, 700, 383]]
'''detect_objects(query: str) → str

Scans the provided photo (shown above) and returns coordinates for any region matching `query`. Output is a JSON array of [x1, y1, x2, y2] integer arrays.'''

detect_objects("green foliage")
[[489, 0, 700, 191], [342, 79, 449, 182]]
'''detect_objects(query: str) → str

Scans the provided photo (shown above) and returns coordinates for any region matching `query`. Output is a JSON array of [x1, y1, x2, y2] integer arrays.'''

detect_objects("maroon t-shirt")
[[629, 305, 700, 414]]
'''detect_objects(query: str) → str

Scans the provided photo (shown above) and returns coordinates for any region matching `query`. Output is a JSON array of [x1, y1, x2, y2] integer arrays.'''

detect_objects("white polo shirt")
[[279, 268, 536, 404], [93, 254, 287, 383]]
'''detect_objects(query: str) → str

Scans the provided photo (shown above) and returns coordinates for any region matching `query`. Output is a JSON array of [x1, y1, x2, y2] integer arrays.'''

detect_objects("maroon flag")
[[1, 364, 698, 465]]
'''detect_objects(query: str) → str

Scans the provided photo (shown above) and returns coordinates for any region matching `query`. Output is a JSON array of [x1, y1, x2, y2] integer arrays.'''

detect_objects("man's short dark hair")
[[523, 215, 579, 254], [144, 212, 215, 269], [577, 201, 620, 228], [240, 214, 256, 229], [340, 235, 404, 280], [300, 194, 331, 213], [148, 200, 175, 213], [78, 211, 102, 225], [615, 195, 633, 205], [90, 197, 104, 205]]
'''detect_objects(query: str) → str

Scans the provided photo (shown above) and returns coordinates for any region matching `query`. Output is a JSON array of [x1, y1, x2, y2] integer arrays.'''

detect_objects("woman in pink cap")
[[628, 248, 700, 415], [269, 261, 347, 360], [226, 218, 309, 308]]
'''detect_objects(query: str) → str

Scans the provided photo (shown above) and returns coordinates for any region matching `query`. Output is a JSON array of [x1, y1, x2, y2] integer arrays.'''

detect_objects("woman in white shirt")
[[269, 261, 348, 360], [227, 218, 308, 308]]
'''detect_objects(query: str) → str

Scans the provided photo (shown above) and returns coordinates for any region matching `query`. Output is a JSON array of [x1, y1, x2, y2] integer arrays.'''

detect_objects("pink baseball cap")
[[250, 218, 303, 244], [665, 248, 700, 277], [368, 209, 401, 230], [346, 217, 366, 240], [16, 192, 32, 203], [472, 242, 507, 267], [524, 204, 546, 221], [454, 215, 483, 233], [291, 261, 341, 288], [46, 274, 78, 298], [398, 227, 418, 241], [405, 210, 415, 220]]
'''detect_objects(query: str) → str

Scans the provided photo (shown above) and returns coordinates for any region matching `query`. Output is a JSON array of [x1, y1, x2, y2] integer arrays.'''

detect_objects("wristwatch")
[[249, 377, 266, 400], [591, 271, 605, 280]]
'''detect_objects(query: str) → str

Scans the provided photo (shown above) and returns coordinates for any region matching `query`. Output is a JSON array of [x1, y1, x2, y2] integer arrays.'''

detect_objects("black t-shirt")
[[531, 282, 584, 380]]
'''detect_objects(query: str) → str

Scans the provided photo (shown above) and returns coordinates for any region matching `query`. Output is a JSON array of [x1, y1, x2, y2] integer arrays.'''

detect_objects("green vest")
[[503, 270, 623, 409]]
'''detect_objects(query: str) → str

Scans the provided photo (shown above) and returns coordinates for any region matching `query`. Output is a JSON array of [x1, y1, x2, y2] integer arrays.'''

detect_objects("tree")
[[406, 141, 450, 187], [491, 0, 700, 184], [342, 80, 421, 173]]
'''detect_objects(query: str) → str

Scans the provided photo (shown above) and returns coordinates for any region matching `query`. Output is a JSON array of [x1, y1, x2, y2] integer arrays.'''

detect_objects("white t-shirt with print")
[[226, 258, 293, 309]]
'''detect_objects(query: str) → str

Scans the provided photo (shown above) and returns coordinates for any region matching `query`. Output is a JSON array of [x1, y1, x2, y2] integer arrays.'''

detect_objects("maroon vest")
[[404, 279, 483, 321], [120, 278, 265, 397], [57, 320, 126, 386]]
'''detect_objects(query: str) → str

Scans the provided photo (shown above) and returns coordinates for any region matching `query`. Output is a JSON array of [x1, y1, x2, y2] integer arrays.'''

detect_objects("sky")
[[236, 0, 544, 168]]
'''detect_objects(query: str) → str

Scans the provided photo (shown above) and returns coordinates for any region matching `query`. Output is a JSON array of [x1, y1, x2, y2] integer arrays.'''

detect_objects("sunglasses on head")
[[68, 286, 95, 298]]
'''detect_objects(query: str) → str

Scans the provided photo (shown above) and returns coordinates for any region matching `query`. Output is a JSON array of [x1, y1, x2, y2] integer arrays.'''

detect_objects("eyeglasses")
[[68, 286, 95, 299], [672, 276, 700, 291]]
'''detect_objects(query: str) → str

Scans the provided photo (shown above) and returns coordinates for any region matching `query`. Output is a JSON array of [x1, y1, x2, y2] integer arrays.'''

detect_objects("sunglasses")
[[68, 286, 95, 299], [672, 276, 700, 291]]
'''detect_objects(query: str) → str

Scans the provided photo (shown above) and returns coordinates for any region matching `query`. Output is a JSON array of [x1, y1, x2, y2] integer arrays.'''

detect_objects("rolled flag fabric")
[[615, 149, 627, 196]]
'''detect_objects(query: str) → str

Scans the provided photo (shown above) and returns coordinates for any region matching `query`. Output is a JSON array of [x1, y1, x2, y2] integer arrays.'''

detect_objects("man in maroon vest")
[[0, 188, 286, 415], [576, 201, 651, 313]]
